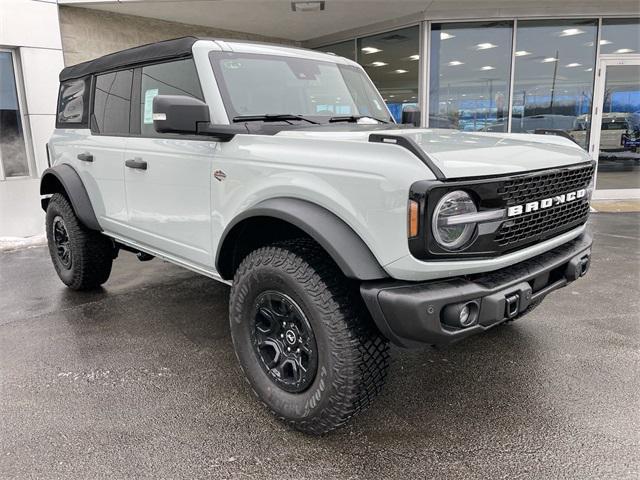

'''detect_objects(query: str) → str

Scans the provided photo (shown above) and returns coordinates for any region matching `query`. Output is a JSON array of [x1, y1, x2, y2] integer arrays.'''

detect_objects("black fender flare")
[[40, 164, 102, 231], [216, 198, 388, 281]]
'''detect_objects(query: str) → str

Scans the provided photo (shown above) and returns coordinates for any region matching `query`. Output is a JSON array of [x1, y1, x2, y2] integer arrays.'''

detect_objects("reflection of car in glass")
[[428, 114, 454, 129], [510, 114, 578, 134], [43, 38, 596, 435], [572, 113, 640, 160], [482, 114, 579, 138], [573, 113, 639, 153]]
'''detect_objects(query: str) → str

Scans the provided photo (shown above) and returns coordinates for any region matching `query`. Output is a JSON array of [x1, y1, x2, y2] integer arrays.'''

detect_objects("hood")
[[276, 127, 591, 179]]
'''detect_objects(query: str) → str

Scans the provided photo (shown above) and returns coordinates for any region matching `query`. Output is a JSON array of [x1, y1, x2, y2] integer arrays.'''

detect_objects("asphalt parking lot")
[[1, 213, 638, 479]]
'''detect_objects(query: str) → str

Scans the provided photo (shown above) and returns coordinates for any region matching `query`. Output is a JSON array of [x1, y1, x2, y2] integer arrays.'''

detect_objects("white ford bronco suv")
[[43, 37, 594, 434]]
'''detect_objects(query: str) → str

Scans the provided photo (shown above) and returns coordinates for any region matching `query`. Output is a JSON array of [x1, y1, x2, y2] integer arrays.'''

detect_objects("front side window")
[[0, 51, 29, 177], [139, 58, 203, 137], [92, 69, 133, 135], [209, 52, 392, 123]]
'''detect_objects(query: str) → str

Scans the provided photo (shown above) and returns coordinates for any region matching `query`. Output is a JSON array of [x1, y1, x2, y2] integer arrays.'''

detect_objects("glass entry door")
[[590, 56, 640, 194]]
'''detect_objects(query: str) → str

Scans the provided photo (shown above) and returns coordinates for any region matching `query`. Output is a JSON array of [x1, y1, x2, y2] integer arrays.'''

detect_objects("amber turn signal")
[[408, 200, 419, 238]]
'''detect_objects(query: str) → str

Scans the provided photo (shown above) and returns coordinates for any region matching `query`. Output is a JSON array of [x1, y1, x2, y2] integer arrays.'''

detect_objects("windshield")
[[209, 51, 392, 123]]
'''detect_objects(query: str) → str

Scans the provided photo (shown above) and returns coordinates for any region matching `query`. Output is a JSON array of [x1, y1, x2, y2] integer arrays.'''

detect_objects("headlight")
[[432, 190, 477, 249]]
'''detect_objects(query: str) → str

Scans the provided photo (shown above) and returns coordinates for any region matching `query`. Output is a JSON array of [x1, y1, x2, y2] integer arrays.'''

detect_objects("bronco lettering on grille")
[[507, 189, 587, 217]]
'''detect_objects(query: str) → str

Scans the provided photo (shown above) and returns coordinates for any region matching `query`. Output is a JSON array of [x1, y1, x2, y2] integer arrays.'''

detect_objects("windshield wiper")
[[232, 114, 320, 125], [328, 115, 390, 124]]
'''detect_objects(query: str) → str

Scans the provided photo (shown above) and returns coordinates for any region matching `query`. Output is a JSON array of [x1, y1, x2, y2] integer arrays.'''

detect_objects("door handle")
[[125, 158, 147, 170], [77, 152, 93, 162]]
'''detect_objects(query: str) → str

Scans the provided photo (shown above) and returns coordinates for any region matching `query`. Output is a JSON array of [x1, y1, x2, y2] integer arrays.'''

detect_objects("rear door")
[[123, 58, 215, 268], [81, 69, 133, 232]]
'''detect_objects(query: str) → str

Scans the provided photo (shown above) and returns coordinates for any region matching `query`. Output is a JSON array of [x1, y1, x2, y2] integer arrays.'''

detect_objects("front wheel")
[[229, 239, 390, 435]]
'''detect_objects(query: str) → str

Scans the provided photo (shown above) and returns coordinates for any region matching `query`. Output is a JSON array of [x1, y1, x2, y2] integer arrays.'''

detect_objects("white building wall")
[[0, 0, 64, 237]]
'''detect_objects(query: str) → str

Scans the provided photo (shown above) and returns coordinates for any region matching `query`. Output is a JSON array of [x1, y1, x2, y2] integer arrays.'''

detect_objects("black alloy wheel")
[[251, 291, 318, 393], [52, 215, 72, 269]]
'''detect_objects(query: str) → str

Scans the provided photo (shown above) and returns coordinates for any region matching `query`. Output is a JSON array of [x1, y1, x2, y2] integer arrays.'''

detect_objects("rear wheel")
[[45, 193, 113, 290], [229, 239, 390, 435]]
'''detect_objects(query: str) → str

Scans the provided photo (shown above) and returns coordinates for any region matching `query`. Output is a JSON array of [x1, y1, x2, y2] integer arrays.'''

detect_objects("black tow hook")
[[504, 293, 520, 319], [567, 254, 591, 281]]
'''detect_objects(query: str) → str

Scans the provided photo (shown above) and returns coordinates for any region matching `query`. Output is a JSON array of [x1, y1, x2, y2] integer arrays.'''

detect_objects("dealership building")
[[0, 0, 638, 238]]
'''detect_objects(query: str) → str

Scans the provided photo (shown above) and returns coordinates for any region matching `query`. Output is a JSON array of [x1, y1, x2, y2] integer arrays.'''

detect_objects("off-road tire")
[[229, 239, 390, 435], [45, 193, 113, 290]]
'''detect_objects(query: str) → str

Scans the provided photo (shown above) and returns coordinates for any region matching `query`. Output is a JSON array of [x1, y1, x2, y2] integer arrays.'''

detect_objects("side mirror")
[[152, 94, 245, 142], [153, 95, 210, 135]]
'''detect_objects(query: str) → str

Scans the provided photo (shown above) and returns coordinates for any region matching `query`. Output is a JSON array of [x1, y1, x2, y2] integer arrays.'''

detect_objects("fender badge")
[[213, 170, 227, 182]]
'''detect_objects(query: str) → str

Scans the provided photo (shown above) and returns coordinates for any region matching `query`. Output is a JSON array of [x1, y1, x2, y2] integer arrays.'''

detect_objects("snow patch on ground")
[[0, 234, 47, 252]]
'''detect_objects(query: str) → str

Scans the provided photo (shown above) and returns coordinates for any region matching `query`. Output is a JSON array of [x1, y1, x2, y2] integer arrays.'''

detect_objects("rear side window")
[[92, 69, 133, 135], [57, 78, 89, 127], [139, 58, 203, 137]]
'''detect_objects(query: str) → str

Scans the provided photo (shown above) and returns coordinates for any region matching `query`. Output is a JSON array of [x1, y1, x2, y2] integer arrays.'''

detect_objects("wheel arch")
[[216, 198, 388, 281], [40, 164, 102, 231]]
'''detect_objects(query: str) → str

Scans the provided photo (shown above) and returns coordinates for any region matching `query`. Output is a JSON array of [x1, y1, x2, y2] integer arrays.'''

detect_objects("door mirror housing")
[[153, 95, 210, 135], [152, 94, 244, 142]]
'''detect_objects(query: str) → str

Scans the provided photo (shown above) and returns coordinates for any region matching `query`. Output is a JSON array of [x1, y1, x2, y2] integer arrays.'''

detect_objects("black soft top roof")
[[59, 36, 198, 82]]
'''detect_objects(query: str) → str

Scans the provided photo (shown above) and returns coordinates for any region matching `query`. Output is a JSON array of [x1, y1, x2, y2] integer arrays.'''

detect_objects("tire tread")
[[230, 238, 390, 434]]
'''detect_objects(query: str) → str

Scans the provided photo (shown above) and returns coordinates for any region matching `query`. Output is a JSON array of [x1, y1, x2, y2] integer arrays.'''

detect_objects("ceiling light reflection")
[[560, 28, 585, 37]]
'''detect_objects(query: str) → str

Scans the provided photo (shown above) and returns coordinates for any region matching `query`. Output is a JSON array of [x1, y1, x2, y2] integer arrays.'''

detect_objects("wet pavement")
[[1, 213, 638, 479]]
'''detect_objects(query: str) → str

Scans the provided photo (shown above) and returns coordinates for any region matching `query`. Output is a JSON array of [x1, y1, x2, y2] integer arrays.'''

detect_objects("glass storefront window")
[[511, 19, 597, 149], [0, 51, 29, 178], [316, 40, 356, 61], [357, 26, 420, 125], [600, 19, 640, 55], [429, 21, 513, 131]]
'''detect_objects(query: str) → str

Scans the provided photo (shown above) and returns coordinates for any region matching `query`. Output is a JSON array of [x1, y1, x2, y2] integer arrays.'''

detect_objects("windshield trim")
[[208, 50, 393, 125]]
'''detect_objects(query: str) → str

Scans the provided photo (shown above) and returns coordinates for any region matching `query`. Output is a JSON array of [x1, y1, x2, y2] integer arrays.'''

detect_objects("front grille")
[[494, 163, 594, 248], [497, 164, 595, 206], [495, 200, 590, 247]]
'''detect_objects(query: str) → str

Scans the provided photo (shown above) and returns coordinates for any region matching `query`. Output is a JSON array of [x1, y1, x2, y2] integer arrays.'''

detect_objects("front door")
[[590, 56, 640, 196], [123, 137, 216, 268], [122, 58, 215, 269]]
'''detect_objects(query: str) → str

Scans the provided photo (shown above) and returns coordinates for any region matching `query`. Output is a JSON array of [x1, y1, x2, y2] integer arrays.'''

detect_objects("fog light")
[[459, 304, 471, 325], [441, 301, 479, 329]]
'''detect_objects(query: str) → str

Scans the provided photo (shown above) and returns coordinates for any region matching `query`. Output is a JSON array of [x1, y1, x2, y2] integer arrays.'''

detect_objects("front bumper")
[[361, 233, 592, 348]]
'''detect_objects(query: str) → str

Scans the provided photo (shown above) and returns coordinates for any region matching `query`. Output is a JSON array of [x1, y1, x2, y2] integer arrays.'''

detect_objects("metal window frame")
[[506, 19, 518, 133], [421, 21, 430, 127], [590, 53, 640, 197], [0, 48, 35, 181]]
